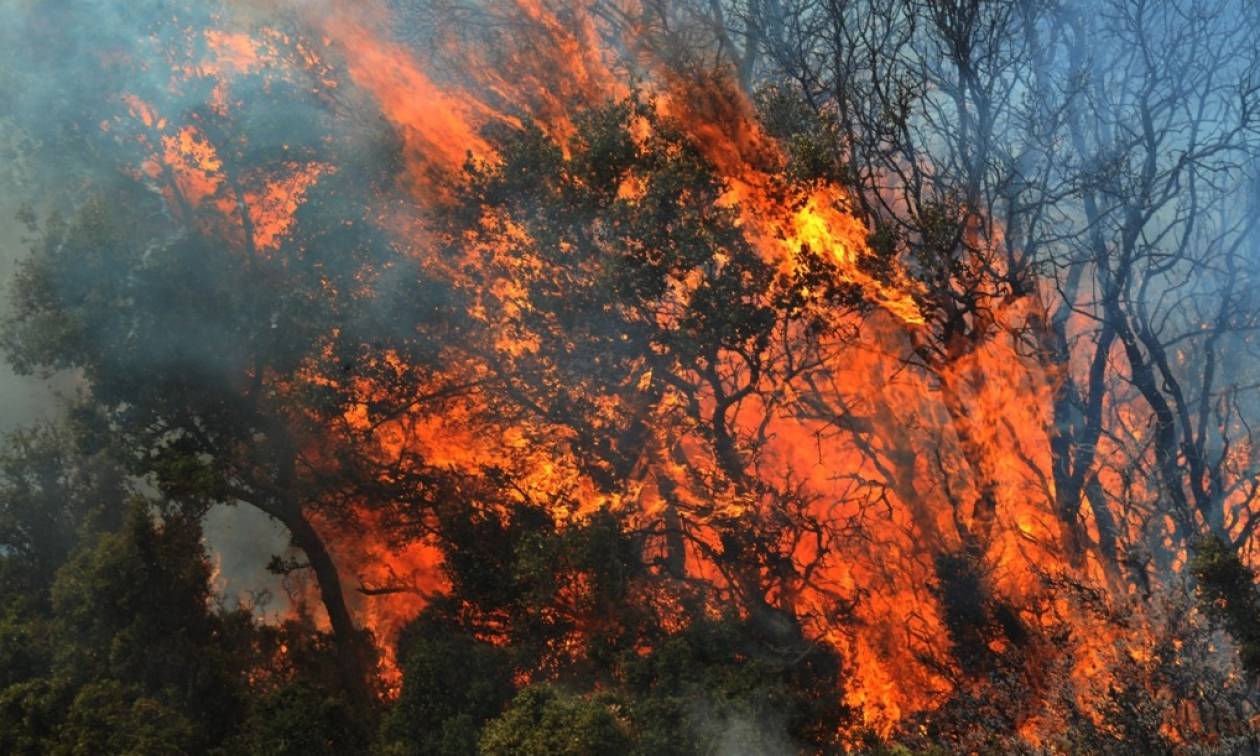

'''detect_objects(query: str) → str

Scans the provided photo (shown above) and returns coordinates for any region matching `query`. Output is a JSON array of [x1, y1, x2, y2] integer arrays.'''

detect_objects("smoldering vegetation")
[[2, 1, 1260, 754]]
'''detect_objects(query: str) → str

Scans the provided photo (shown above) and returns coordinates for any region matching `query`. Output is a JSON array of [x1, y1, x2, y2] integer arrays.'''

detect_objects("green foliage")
[[1191, 535, 1260, 675], [755, 83, 850, 186], [479, 685, 633, 756], [0, 596, 54, 692], [380, 613, 515, 756], [0, 424, 339, 752], [429, 498, 653, 680], [50, 506, 215, 682], [620, 614, 846, 752], [242, 682, 361, 756], [0, 429, 362, 754], [0, 503, 243, 752], [55, 679, 201, 756], [0, 678, 70, 756], [385, 500, 845, 755], [0, 425, 123, 609]]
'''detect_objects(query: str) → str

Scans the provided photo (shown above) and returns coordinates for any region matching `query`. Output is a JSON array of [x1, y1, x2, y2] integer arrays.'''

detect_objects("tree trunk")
[[275, 505, 373, 707]]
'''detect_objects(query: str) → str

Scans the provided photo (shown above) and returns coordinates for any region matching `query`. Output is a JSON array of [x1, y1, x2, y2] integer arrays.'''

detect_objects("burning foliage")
[[2, 0, 1260, 753]]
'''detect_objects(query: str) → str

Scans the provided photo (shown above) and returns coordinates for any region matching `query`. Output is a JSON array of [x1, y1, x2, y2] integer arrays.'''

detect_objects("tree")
[[1, 2, 476, 702], [479, 686, 634, 756], [241, 681, 362, 756], [0, 497, 241, 754], [0, 420, 366, 754], [438, 92, 854, 666], [380, 606, 515, 755], [0, 425, 124, 613], [715, 0, 1260, 669]]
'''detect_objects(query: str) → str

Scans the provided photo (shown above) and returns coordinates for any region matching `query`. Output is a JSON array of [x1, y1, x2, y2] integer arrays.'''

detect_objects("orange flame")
[[111, 0, 1252, 743]]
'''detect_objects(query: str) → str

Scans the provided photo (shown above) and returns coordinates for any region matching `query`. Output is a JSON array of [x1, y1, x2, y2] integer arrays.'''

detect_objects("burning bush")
[[2, 0, 1260, 752]]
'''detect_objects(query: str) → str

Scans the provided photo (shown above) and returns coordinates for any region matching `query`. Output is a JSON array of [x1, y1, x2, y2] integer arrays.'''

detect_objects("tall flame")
[[106, 0, 1254, 744]]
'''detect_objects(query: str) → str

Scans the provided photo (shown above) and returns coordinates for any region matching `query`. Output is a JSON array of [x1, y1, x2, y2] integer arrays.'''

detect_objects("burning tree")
[[2, 0, 1260, 752]]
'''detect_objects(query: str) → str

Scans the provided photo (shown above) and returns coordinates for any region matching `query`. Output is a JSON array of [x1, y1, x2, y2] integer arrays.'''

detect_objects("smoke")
[[688, 699, 795, 756], [0, 198, 71, 434], [0, 0, 341, 609], [3, 0, 1260, 741], [205, 503, 293, 616], [0, 2, 91, 431]]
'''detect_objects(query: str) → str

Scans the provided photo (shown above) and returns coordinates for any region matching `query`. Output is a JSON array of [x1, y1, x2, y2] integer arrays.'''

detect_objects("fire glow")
[[70, 0, 1260, 747]]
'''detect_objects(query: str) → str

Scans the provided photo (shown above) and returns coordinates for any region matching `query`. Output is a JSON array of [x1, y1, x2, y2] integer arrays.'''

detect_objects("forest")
[[2, 0, 1260, 753]]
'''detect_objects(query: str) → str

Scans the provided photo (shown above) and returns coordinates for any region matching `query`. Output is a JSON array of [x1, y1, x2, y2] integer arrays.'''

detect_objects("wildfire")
[[104, 0, 1253, 746]]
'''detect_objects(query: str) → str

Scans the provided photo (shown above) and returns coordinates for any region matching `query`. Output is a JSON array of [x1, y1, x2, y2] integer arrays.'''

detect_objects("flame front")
[[81, 0, 1260, 745]]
